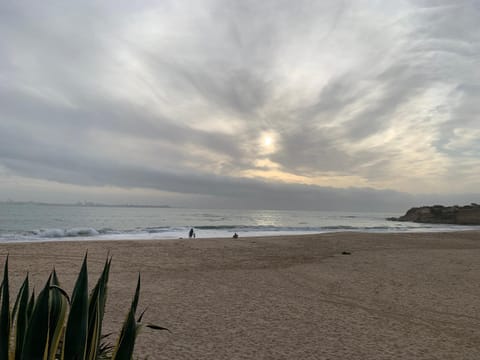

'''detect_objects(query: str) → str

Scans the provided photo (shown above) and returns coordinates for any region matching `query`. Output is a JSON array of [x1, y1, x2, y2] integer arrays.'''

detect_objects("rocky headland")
[[388, 203, 480, 225]]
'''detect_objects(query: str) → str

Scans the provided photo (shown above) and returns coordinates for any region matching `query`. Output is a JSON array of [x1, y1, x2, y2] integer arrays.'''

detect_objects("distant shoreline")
[[0, 201, 171, 208]]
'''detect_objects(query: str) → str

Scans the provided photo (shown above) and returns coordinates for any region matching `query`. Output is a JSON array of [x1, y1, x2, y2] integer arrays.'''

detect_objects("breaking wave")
[[0, 223, 475, 243], [34, 228, 100, 238]]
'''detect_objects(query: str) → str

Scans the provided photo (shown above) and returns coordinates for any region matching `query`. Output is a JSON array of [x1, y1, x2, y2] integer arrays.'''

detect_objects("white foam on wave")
[[1, 223, 478, 244], [35, 228, 99, 238], [65, 228, 99, 237], [37, 229, 65, 238]]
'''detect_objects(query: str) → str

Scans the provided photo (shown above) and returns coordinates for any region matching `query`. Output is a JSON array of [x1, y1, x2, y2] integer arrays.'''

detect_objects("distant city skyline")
[[0, 1, 479, 211]]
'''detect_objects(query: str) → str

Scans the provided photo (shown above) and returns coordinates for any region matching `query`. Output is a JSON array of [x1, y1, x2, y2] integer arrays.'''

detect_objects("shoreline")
[[1, 227, 480, 245], [2, 231, 480, 359]]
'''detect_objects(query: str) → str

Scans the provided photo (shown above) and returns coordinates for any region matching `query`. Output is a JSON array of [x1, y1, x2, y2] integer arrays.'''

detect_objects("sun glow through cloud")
[[263, 135, 272, 147], [258, 131, 278, 156]]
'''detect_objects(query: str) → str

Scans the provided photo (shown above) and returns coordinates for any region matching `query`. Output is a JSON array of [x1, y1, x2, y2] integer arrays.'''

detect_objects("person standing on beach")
[[189, 228, 195, 238]]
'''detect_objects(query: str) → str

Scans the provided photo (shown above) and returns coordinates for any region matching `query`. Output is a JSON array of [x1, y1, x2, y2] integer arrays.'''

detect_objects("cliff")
[[388, 203, 480, 225]]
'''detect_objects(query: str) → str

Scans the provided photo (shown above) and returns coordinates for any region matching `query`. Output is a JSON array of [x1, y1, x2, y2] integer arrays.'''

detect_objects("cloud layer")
[[0, 0, 479, 210]]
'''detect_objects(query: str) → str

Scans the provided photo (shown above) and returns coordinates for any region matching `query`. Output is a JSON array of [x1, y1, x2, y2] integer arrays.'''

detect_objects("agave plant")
[[0, 255, 168, 360]]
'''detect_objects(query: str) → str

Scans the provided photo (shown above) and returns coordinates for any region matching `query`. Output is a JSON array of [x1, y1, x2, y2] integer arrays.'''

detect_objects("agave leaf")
[[12, 273, 28, 320], [0, 257, 10, 360], [98, 334, 114, 360], [47, 270, 69, 360], [86, 305, 100, 360], [112, 275, 141, 360], [12, 275, 29, 360], [112, 274, 171, 359], [137, 308, 147, 323], [131, 274, 140, 314], [137, 307, 171, 334], [21, 274, 52, 360], [50, 285, 71, 304], [86, 257, 111, 360], [26, 289, 35, 321], [111, 307, 137, 360], [63, 254, 89, 360], [99, 257, 111, 323], [145, 324, 171, 333]]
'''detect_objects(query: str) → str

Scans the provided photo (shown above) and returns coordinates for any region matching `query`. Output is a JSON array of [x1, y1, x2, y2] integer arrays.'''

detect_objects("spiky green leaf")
[[12, 273, 28, 320], [112, 275, 141, 360], [63, 254, 89, 360], [86, 257, 111, 360], [47, 270, 68, 360], [145, 324, 170, 332], [0, 257, 10, 360], [12, 275, 29, 360], [21, 275, 51, 360], [27, 289, 35, 321], [111, 308, 137, 360], [131, 274, 140, 315]]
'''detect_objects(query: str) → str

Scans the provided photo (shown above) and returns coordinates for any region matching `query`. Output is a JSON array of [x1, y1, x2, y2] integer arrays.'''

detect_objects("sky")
[[0, 0, 479, 211]]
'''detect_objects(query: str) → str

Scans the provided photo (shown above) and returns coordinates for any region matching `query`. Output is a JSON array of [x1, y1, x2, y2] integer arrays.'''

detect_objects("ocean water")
[[0, 203, 478, 243]]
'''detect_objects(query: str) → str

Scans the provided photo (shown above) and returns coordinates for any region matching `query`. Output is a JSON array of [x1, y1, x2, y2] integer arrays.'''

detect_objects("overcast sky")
[[0, 0, 479, 211]]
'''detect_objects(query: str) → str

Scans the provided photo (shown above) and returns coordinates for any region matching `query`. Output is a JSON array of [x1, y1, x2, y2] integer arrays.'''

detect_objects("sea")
[[0, 203, 478, 243]]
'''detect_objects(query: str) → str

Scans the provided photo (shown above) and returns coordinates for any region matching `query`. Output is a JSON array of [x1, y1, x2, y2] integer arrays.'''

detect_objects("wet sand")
[[2, 231, 480, 359]]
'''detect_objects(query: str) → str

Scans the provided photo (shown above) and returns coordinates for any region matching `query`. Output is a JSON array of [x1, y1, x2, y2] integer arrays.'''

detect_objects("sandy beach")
[[1, 231, 480, 359]]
